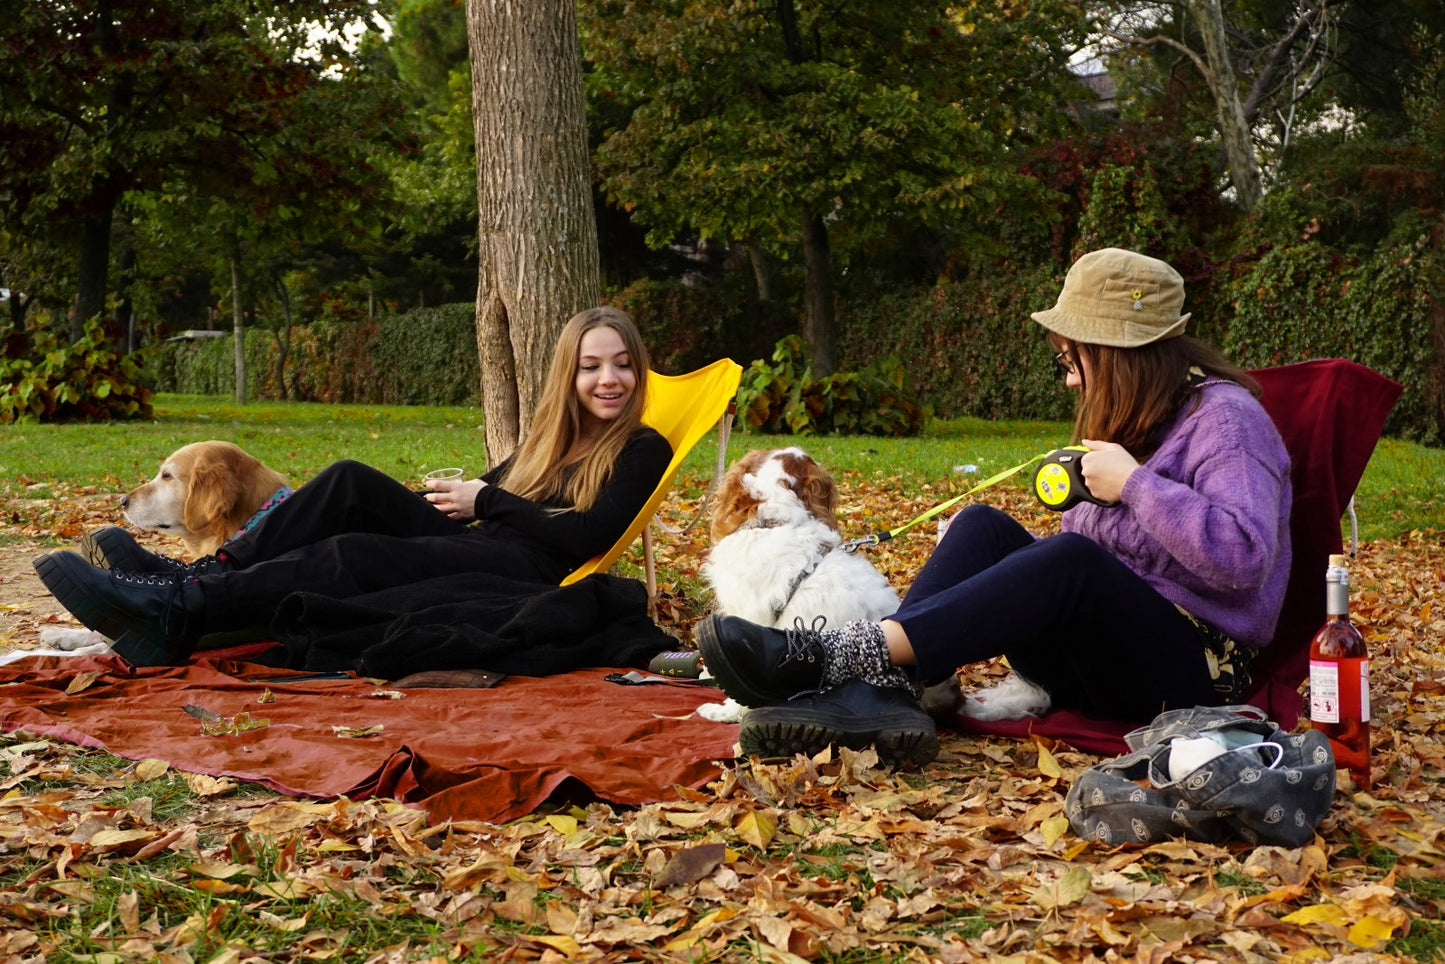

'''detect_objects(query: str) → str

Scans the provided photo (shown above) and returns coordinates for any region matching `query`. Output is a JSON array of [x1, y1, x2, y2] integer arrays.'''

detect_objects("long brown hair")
[[1050, 332, 1260, 457], [498, 307, 650, 511]]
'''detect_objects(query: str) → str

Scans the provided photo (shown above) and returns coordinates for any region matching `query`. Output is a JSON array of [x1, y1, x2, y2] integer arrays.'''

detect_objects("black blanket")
[[268, 572, 675, 678]]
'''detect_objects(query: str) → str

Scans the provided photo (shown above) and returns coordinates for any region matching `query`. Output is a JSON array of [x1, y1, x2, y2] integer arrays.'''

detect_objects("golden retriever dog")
[[122, 440, 290, 556], [37, 440, 290, 654]]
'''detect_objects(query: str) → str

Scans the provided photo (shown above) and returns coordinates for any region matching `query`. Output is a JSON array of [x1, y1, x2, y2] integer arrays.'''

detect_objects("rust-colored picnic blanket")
[[0, 650, 739, 824]]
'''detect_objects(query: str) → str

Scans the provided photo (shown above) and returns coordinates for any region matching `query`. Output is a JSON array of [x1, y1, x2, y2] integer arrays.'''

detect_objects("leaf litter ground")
[[1, 474, 1442, 962]]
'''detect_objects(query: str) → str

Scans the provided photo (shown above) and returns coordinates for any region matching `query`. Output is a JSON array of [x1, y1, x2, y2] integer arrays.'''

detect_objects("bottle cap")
[[1328, 553, 1348, 567]]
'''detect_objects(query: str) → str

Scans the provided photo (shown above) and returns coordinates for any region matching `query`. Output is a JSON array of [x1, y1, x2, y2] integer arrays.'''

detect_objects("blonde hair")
[[498, 307, 650, 511], [1049, 332, 1260, 457]]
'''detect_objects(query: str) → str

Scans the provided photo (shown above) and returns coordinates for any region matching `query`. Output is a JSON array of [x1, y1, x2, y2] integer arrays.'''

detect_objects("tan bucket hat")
[[1031, 248, 1190, 348]]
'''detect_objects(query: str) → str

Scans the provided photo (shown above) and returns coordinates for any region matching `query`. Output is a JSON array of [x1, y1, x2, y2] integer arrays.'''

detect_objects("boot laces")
[[114, 568, 182, 589], [781, 615, 828, 664], [112, 568, 193, 642]]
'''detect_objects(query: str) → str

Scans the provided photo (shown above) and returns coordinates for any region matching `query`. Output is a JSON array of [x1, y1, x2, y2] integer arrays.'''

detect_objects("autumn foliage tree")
[[0, 0, 395, 343], [582, 0, 1086, 376]]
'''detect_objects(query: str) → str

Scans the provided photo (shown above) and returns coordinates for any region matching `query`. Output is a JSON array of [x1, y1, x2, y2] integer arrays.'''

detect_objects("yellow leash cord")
[[840, 452, 1049, 553]]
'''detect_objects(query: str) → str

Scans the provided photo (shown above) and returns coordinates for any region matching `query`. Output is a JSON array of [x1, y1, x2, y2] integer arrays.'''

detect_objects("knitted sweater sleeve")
[[472, 428, 673, 565], [1064, 383, 1292, 644]]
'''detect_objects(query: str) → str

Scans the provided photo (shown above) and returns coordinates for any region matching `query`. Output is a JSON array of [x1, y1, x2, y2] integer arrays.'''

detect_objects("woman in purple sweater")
[[697, 248, 1292, 765]]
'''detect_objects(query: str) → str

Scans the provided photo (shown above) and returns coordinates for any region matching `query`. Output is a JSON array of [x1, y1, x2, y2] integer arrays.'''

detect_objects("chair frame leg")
[[643, 526, 657, 619]]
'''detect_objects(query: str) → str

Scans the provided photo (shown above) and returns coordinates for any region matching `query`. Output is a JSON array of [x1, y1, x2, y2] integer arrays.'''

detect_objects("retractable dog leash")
[[840, 445, 1116, 553]]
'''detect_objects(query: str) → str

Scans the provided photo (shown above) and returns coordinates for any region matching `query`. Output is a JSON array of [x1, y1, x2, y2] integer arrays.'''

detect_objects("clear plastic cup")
[[422, 467, 464, 487]]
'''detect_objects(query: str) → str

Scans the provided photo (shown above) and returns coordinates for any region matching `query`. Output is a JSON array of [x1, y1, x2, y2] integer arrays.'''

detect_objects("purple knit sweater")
[[1062, 379, 1292, 647]]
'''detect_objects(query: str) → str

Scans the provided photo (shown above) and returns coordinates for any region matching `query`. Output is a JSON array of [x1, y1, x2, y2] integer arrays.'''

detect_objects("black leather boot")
[[79, 526, 230, 577], [32, 551, 204, 666], [695, 613, 828, 707], [739, 679, 939, 767]]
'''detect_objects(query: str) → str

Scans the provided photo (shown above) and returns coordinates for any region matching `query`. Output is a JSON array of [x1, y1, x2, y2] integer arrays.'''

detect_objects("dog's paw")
[[38, 626, 113, 654], [960, 673, 1053, 721], [698, 697, 745, 724]]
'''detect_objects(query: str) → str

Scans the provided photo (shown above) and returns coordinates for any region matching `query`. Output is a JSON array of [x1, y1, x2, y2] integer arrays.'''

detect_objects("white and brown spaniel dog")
[[122, 439, 291, 556], [702, 447, 900, 628]]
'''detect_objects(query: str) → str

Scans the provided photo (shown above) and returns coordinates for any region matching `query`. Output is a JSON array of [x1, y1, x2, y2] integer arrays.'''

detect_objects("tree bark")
[[115, 219, 137, 353], [744, 240, 773, 302], [467, 0, 600, 462], [801, 210, 836, 377], [73, 204, 114, 341], [1184, 0, 1263, 211]]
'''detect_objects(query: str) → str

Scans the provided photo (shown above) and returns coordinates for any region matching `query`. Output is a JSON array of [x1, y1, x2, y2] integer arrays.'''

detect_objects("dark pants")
[[893, 504, 1217, 720], [196, 461, 557, 635]]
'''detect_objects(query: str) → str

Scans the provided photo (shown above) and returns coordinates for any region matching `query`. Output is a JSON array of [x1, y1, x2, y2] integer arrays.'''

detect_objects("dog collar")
[[233, 485, 293, 539]]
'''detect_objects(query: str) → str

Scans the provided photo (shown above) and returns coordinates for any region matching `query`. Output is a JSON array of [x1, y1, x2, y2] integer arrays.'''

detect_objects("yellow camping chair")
[[560, 358, 743, 604]]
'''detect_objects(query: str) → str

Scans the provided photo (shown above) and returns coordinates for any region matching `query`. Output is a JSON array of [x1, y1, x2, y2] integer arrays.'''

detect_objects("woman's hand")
[[426, 477, 487, 521], [1079, 440, 1139, 504]]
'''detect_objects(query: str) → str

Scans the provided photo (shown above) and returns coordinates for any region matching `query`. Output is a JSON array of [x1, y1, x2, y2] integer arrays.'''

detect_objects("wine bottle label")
[[1309, 657, 1370, 724]]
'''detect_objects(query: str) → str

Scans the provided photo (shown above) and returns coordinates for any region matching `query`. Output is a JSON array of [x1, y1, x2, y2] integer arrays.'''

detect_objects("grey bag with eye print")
[[1065, 705, 1336, 848]]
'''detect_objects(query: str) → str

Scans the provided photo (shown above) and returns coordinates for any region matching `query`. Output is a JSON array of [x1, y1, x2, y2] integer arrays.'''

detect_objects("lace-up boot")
[[695, 613, 831, 707], [739, 679, 940, 767], [32, 551, 203, 666], [79, 526, 230, 576]]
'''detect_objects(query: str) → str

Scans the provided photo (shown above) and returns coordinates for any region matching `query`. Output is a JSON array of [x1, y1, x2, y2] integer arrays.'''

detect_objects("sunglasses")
[[1053, 350, 1078, 376]]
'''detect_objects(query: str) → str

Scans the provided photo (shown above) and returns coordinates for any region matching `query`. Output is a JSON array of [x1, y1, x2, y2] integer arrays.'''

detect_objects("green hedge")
[[152, 244, 1442, 445], [1217, 221, 1442, 444], [152, 304, 482, 406], [606, 274, 794, 375], [836, 264, 1076, 422], [152, 282, 791, 405], [836, 236, 1442, 443]]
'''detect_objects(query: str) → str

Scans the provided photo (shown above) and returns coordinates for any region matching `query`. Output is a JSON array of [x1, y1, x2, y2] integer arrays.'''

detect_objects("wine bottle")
[[1308, 553, 1370, 788]]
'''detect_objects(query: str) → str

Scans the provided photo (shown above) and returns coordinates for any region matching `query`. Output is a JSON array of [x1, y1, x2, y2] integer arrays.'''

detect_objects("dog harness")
[[772, 542, 832, 622], [735, 517, 836, 622], [232, 485, 293, 540]]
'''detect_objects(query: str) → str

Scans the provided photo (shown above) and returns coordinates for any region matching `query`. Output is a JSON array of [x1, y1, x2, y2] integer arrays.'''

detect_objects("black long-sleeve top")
[[472, 427, 672, 576]]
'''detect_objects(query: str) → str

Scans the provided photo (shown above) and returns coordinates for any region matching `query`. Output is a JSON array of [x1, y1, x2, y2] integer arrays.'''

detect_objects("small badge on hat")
[[1132, 288, 1144, 311]]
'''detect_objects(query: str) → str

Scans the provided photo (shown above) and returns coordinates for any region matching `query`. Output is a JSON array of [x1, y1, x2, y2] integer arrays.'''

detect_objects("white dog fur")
[[703, 447, 900, 629], [959, 671, 1054, 720]]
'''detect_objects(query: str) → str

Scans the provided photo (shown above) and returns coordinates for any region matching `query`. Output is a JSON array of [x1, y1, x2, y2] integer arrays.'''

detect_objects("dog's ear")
[[183, 445, 249, 539], [709, 451, 765, 543], [784, 452, 839, 528]]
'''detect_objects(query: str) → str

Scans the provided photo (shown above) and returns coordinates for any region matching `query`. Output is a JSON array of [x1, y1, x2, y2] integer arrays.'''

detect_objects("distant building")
[[1076, 70, 1118, 113]]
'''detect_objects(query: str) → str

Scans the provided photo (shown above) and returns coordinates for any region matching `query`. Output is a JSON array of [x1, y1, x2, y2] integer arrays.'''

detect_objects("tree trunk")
[[744, 240, 773, 302], [466, 0, 600, 463], [230, 251, 247, 404], [73, 204, 114, 341], [1184, 0, 1263, 211], [115, 221, 137, 353], [801, 210, 836, 377], [272, 274, 293, 401]]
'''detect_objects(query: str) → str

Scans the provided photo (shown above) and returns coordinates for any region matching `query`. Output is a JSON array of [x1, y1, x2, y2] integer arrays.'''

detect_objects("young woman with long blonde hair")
[[35, 307, 673, 667]]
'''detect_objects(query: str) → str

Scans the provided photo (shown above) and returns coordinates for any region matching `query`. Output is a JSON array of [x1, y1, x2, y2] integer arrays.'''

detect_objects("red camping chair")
[[954, 358, 1403, 754]]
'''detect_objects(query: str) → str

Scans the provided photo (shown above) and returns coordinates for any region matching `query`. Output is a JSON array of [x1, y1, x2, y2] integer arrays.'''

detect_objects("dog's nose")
[[120, 495, 129, 509]]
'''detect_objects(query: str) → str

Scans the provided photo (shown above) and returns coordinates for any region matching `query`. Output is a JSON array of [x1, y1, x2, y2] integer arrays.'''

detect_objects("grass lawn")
[[2, 392, 1440, 540]]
